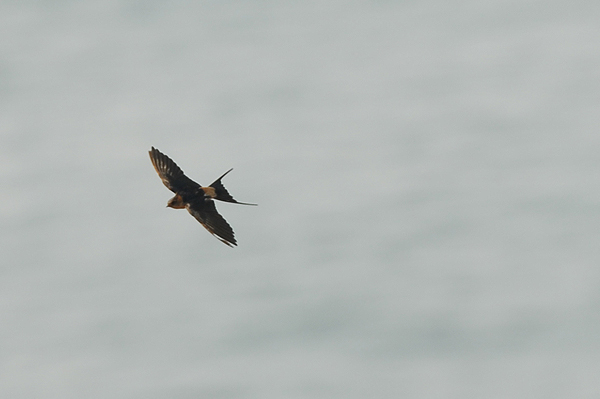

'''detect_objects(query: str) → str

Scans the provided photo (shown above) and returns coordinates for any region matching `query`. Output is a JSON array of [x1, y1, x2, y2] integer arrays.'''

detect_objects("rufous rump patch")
[[202, 186, 217, 198]]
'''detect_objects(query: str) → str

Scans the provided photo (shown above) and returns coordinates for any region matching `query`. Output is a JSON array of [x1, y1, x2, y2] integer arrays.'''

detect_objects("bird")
[[149, 146, 256, 247]]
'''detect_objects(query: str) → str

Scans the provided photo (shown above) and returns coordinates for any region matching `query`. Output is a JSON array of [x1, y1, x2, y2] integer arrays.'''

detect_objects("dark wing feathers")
[[210, 169, 257, 206], [186, 200, 237, 247], [149, 147, 199, 193]]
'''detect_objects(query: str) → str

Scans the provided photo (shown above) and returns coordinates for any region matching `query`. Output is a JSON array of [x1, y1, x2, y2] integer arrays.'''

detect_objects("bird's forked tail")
[[209, 169, 257, 206]]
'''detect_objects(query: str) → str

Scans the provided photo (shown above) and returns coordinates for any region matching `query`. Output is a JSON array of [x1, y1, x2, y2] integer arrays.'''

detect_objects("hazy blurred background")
[[2, 1, 600, 398]]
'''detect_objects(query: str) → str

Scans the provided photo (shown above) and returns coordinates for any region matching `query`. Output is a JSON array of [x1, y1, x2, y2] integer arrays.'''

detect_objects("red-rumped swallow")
[[149, 147, 256, 247]]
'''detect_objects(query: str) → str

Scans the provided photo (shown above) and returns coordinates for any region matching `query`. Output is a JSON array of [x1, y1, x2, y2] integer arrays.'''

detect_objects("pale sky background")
[[2, 1, 600, 398]]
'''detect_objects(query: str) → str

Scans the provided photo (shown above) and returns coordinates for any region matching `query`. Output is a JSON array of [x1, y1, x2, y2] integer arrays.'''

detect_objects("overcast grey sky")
[[2, 1, 600, 398]]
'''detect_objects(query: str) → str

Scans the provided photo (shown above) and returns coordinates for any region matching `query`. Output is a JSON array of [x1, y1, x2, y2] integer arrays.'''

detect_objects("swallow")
[[149, 147, 256, 247]]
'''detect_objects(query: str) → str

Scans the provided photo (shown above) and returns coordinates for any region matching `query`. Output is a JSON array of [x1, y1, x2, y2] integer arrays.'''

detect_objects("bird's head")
[[167, 195, 186, 209]]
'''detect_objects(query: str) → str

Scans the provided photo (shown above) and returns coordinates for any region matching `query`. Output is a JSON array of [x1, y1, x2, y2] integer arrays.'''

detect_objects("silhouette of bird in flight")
[[149, 147, 256, 247]]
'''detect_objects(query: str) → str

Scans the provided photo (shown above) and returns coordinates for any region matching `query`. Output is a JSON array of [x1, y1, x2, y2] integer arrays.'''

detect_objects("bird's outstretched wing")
[[186, 199, 237, 247], [210, 169, 257, 206], [149, 147, 200, 194]]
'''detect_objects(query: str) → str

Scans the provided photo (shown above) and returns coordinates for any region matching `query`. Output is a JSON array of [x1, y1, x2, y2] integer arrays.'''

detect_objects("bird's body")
[[149, 147, 255, 247]]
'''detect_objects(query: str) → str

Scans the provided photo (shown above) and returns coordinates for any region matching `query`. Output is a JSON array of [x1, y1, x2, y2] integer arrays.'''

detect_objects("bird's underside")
[[149, 146, 255, 247]]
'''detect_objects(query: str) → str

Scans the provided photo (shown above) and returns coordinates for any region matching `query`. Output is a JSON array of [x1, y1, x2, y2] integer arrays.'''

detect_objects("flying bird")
[[149, 147, 256, 247]]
